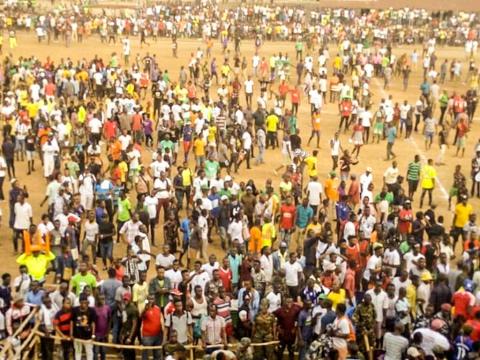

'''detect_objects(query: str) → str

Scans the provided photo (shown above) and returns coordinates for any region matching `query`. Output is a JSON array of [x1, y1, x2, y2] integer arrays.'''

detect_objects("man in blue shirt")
[[295, 198, 313, 247], [25, 280, 45, 306], [386, 122, 397, 160]]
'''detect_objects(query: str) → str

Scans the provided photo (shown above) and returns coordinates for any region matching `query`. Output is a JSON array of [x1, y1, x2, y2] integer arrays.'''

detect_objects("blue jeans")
[[99, 241, 113, 265], [93, 336, 107, 360], [142, 335, 162, 360]]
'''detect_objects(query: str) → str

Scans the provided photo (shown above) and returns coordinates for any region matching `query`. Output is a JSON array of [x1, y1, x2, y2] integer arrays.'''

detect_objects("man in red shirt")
[[218, 257, 232, 294], [466, 310, 480, 341], [103, 118, 118, 141], [339, 98, 353, 132], [453, 279, 476, 320], [141, 294, 163, 358], [398, 200, 413, 240], [279, 196, 296, 245]]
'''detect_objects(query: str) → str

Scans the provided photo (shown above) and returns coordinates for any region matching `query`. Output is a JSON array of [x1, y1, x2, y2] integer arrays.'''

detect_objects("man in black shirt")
[[71, 294, 97, 358], [290, 129, 302, 151], [98, 213, 115, 270]]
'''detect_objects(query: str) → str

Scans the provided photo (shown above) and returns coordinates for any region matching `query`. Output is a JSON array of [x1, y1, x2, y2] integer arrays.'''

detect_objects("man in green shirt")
[[71, 261, 97, 296], [406, 154, 421, 199], [160, 133, 174, 153], [117, 192, 132, 240], [148, 267, 171, 308], [204, 156, 219, 181], [295, 39, 303, 60]]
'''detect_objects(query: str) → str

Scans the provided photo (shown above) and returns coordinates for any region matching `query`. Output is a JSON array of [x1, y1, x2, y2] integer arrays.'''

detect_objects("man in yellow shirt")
[[452, 194, 473, 251], [419, 158, 437, 208], [193, 136, 206, 170], [261, 216, 276, 248], [265, 111, 279, 149], [304, 150, 318, 177], [16, 245, 55, 282]]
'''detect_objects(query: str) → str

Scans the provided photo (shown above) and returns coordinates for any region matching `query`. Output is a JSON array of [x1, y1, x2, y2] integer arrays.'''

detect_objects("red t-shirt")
[[142, 305, 162, 337], [280, 204, 296, 230], [279, 83, 289, 96], [398, 209, 413, 234], [453, 290, 475, 319], [291, 89, 300, 104], [466, 319, 480, 341], [345, 244, 361, 268], [218, 267, 232, 293], [132, 114, 142, 131], [45, 82, 56, 96], [104, 120, 117, 140]]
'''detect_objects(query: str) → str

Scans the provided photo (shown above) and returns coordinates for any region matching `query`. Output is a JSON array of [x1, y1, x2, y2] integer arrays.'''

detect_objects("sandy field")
[[0, 31, 478, 282]]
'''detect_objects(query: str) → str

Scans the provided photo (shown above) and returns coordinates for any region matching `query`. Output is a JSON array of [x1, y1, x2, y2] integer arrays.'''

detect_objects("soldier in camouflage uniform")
[[252, 299, 276, 360], [352, 293, 377, 353]]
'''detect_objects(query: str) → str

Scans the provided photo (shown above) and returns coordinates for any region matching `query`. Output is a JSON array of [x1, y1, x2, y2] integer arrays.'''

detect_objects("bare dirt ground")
[[1, 31, 478, 282]]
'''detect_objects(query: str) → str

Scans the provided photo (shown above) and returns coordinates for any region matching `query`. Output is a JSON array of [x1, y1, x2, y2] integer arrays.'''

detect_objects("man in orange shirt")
[[131, 109, 143, 143], [290, 86, 300, 115], [307, 110, 321, 148], [278, 80, 289, 108]]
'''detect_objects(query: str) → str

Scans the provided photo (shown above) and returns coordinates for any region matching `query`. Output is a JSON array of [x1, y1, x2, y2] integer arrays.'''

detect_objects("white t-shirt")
[[150, 160, 169, 178], [306, 181, 323, 206], [165, 269, 182, 289], [201, 262, 220, 280], [412, 328, 450, 356], [265, 291, 282, 313], [382, 332, 409, 360], [155, 253, 176, 269], [363, 254, 381, 281], [365, 288, 388, 322], [84, 220, 99, 242], [0, 157, 7, 177], [88, 118, 102, 134], [403, 252, 425, 274], [244, 80, 254, 94], [14, 202, 32, 229], [284, 261, 302, 286], [144, 196, 158, 219], [332, 316, 350, 349]]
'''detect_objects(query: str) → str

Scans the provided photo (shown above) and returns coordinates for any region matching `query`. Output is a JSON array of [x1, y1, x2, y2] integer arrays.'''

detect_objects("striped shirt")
[[407, 161, 421, 181]]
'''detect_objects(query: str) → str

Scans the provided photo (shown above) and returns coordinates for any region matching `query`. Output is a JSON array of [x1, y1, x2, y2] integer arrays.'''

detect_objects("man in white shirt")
[[13, 194, 32, 253], [365, 281, 388, 341], [244, 76, 254, 108], [284, 252, 303, 297], [155, 245, 176, 269], [305, 176, 323, 214], [383, 161, 399, 191], [363, 244, 383, 288], [359, 167, 373, 193], [165, 260, 183, 289]]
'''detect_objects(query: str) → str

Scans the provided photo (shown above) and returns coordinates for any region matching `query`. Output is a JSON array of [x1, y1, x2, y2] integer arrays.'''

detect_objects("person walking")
[[385, 122, 397, 160]]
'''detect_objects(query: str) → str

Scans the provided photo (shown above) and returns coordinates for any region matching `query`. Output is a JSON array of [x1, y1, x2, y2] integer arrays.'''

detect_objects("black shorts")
[[408, 179, 419, 193]]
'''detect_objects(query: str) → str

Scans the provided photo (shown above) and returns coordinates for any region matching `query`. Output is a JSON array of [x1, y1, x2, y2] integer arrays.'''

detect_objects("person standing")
[[71, 294, 97, 360], [419, 159, 437, 208], [13, 193, 32, 254], [274, 297, 301, 360], [330, 132, 342, 170], [330, 303, 352, 360], [0, 150, 6, 200], [406, 155, 421, 199], [2, 137, 15, 179], [201, 305, 227, 355], [141, 294, 163, 360]]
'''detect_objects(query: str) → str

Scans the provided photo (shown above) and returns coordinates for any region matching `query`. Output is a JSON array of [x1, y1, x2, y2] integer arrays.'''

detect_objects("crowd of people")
[[0, 2, 478, 360]]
